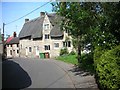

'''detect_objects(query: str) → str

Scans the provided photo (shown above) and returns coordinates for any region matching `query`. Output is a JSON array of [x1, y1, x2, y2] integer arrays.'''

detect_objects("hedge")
[[94, 45, 120, 89]]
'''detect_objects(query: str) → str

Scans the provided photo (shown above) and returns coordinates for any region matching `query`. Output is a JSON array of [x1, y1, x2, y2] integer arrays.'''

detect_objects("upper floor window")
[[11, 44, 12, 47], [45, 34, 49, 39], [17, 44, 19, 47], [44, 24, 49, 30], [44, 45, 50, 50]]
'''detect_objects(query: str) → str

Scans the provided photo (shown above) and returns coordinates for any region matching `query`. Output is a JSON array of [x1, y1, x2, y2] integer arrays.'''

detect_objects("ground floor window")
[[17, 50, 19, 53], [29, 47, 32, 52], [54, 43, 59, 48], [10, 50, 12, 55], [63, 41, 71, 47], [68, 41, 71, 47], [44, 45, 50, 50]]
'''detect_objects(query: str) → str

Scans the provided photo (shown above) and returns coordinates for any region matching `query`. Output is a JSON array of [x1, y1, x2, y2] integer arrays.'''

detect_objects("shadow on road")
[[2, 60, 32, 89], [68, 65, 94, 77]]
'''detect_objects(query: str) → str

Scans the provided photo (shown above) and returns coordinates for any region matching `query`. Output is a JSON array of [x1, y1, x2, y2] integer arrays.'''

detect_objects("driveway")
[[2, 57, 98, 89]]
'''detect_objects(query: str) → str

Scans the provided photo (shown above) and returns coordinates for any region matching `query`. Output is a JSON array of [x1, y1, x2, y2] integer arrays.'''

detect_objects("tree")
[[52, 2, 98, 63]]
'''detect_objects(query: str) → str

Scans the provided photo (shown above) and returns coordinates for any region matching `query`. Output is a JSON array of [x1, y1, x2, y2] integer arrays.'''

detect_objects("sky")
[[1, 2, 54, 38]]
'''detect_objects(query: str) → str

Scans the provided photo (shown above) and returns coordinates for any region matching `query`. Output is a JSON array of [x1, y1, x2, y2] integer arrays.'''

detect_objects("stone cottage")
[[6, 32, 19, 58], [19, 12, 73, 58]]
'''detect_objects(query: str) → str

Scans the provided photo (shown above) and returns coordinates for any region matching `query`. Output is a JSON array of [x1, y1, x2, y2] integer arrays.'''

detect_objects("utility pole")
[[2, 23, 5, 60]]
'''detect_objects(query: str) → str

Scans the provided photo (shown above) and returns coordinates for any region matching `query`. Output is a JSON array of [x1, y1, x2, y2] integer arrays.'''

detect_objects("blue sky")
[[2, 2, 53, 38]]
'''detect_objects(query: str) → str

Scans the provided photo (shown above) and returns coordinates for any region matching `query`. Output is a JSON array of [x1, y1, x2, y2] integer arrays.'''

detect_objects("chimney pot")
[[13, 32, 16, 37], [40, 12, 45, 17], [25, 19, 29, 23]]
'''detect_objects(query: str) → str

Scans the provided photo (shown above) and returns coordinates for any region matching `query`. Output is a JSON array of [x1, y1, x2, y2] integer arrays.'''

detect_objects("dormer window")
[[45, 34, 49, 39], [44, 24, 49, 30]]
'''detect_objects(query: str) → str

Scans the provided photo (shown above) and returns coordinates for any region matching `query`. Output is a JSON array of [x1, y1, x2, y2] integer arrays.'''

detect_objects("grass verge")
[[56, 54, 78, 65]]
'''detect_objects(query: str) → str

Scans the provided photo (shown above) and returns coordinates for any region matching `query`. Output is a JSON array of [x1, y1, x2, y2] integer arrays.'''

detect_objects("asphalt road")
[[2, 58, 75, 89], [2, 57, 98, 89]]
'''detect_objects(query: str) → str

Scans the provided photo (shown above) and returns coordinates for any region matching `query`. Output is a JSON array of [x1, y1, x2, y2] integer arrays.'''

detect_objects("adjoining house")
[[19, 12, 74, 58], [0, 30, 3, 59], [6, 32, 19, 58]]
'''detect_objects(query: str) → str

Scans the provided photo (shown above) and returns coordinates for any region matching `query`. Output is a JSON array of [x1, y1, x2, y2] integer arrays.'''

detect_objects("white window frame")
[[44, 45, 50, 50], [29, 47, 32, 52], [44, 24, 49, 30], [63, 41, 71, 47], [45, 34, 49, 39], [54, 43, 59, 49]]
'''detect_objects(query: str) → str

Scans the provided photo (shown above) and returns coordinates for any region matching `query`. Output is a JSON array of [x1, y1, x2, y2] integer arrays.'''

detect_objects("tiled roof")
[[6, 36, 14, 44], [19, 13, 63, 39], [6, 37, 19, 44], [9, 37, 19, 44]]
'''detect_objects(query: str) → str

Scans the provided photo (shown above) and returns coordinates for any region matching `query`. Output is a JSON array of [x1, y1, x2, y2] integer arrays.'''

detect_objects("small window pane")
[[10, 50, 12, 55], [29, 47, 32, 52], [44, 45, 50, 50], [45, 34, 49, 39], [17, 44, 19, 47], [17, 50, 19, 53], [54, 43, 59, 48], [63, 42, 66, 47], [44, 24, 49, 29], [68, 41, 71, 47]]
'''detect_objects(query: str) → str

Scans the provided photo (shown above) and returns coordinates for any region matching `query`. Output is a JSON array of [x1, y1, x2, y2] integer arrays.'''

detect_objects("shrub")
[[80, 52, 94, 73], [94, 45, 120, 89], [69, 50, 76, 55], [60, 47, 69, 56]]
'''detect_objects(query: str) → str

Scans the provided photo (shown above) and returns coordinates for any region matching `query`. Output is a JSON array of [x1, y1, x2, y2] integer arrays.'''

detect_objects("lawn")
[[56, 54, 95, 74], [56, 54, 78, 65]]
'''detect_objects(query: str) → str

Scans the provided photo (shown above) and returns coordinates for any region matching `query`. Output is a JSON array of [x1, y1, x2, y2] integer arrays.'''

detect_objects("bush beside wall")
[[94, 45, 120, 89]]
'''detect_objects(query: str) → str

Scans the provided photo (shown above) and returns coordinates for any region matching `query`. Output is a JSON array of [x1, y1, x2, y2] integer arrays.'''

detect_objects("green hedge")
[[94, 45, 120, 89], [80, 52, 95, 73]]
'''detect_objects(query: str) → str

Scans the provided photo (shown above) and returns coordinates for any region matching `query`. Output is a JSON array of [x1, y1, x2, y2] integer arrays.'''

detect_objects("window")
[[17, 50, 19, 53], [17, 44, 19, 47], [44, 24, 49, 30], [11, 44, 12, 47], [63, 41, 71, 47], [45, 34, 49, 39], [68, 41, 71, 47], [44, 45, 50, 50], [54, 43, 59, 48], [63, 42, 66, 47], [7, 45, 9, 47], [29, 47, 32, 52], [10, 50, 12, 55]]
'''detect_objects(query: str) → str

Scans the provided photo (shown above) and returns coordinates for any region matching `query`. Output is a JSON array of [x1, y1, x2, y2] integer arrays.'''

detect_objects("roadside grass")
[[56, 53, 95, 74], [56, 54, 78, 65]]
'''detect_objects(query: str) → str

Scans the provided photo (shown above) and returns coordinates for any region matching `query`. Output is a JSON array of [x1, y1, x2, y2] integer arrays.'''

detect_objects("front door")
[[36, 46, 39, 56]]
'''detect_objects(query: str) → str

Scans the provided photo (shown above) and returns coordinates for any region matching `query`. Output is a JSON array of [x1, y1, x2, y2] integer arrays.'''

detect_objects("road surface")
[[2, 57, 98, 89]]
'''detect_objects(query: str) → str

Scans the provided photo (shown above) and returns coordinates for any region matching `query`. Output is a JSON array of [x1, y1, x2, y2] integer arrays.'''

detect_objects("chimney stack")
[[40, 12, 45, 17], [25, 19, 29, 23], [13, 32, 16, 37]]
